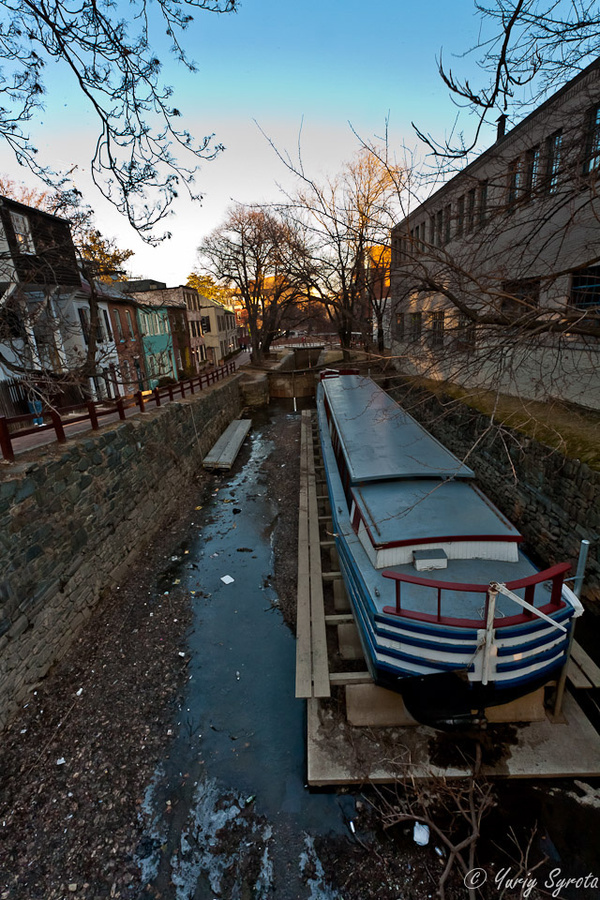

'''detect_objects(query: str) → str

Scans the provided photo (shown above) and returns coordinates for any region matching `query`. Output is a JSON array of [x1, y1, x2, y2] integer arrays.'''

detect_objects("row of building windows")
[[189, 319, 204, 338], [77, 307, 115, 345], [139, 310, 168, 337], [506, 128, 562, 211], [394, 311, 476, 350], [393, 177, 490, 260], [185, 291, 202, 311], [392, 102, 600, 264], [394, 265, 600, 348]]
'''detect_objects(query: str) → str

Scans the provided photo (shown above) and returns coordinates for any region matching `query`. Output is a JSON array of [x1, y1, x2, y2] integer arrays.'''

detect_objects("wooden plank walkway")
[[568, 642, 600, 689], [202, 419, 251, 470], [295, 411, 331, 698]]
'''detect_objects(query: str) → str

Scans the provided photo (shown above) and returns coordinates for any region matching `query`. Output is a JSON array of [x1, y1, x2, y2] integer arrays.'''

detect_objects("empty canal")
[[1, 397, 599, 900], [138, 406, 352, 899]]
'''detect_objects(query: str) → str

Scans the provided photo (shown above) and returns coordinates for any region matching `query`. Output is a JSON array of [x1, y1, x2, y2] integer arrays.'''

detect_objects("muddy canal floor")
[[1, 405, 599, 900]]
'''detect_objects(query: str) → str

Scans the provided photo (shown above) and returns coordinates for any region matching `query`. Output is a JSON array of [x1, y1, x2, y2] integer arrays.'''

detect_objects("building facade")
[[390, 59, 600, 410], [0, 197, 124, 405], [200, 297, 238, 366], [133, 297, 178, 388], [124, 282, 207, 379], [104, 291, 147, 395]]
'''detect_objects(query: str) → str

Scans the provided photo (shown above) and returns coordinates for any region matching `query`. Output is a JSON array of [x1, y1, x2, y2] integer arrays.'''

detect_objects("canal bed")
[[138, 407, 352, 899]]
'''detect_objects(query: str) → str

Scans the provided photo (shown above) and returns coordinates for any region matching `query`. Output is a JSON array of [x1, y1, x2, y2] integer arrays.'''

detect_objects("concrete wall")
[[268, 370, 317, 399], [0, 378, 242, 730], [387, 381, 600, 604]]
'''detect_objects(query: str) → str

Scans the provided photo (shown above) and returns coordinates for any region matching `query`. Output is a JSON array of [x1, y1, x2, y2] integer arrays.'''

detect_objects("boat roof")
[[322, 375, 475, 483], [354, 480, 521, 546]]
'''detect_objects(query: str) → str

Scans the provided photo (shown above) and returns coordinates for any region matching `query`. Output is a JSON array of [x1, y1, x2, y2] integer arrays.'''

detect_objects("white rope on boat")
[[490, 581, 567, 633]]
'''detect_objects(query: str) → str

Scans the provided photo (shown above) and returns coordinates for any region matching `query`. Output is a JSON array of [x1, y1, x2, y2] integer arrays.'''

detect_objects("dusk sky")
[[4, 0, 491, 284]]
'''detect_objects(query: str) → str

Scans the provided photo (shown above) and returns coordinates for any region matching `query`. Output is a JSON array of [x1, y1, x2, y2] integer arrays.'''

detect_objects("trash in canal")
[[221, 575, 234, 584], [413, 822, 430, 846]]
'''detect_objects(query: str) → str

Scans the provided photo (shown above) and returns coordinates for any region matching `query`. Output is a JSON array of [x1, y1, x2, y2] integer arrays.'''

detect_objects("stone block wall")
[[388, 382, 600, 604], [0, 378, 242, 730]]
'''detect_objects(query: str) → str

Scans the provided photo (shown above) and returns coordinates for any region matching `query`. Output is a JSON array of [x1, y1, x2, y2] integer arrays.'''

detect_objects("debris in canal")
[[413, 822, 430, 846]]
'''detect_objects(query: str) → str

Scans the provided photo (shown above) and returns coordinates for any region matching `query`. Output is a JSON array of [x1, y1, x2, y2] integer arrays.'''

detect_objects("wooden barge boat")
[[316, 372, 583, 726]]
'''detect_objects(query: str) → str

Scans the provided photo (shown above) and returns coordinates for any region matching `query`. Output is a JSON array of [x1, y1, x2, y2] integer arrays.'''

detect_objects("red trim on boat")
[[381, 601, 567, 629], [380, 561, 571, 628]]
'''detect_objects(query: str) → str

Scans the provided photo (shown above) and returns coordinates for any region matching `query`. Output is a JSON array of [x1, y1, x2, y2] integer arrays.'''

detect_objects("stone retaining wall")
[[387, 381, 600, 604], [0, 378, 242, 730]]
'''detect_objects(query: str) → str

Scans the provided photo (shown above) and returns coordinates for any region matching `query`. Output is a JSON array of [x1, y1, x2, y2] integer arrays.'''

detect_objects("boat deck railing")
[[381, 561, 571, 629]]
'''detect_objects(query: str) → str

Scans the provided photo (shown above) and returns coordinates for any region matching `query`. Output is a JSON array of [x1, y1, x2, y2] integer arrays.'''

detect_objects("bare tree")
[[197, 205, 310, 362], [0, 0, 237, 237], [371, 743, 495, 900], [276, 145, 405, 352], [416, 0, 600, 165]]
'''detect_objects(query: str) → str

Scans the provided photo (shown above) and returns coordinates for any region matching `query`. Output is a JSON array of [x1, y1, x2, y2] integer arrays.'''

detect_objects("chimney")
[[496, 114, 507, 141]]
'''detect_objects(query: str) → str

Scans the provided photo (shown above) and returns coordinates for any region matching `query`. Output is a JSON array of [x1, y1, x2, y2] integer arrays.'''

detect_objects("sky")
[[2, 0, 490, 285]]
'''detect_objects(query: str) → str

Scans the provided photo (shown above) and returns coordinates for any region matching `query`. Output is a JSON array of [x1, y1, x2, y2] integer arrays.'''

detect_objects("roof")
[[126, 288, 187, 309], [121, 279, 167, 292], [0, 195, 72, 226], [355, 480, 520, 545], [322, 375, 474, 482], [200, 297, 235, 314], [78, 277, 134, 304]]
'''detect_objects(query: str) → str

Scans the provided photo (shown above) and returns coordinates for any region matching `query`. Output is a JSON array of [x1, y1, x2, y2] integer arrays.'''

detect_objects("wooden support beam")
[[571, 642, 600, 688], [329, 671, 372, 686], [306, 413, 331, 698], [295, 412, 313, 699]]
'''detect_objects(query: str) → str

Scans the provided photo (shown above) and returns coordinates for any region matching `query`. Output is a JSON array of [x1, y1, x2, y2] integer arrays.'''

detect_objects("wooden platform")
[[307, 692, 600, 784], [202, 419, 251, 470], [568, 641, 600, 689], [297, 409, 600, 784]]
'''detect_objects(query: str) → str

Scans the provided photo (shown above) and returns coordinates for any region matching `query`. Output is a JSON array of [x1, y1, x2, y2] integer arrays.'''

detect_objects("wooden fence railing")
[[0, 362, 237, 462]]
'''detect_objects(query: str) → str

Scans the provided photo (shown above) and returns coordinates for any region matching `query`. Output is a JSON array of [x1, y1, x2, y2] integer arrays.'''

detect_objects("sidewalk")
[[3, 353, 250, 461]]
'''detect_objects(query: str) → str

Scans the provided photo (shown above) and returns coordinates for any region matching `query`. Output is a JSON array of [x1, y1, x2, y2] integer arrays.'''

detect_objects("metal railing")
[[0, 362, 237, 462]]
